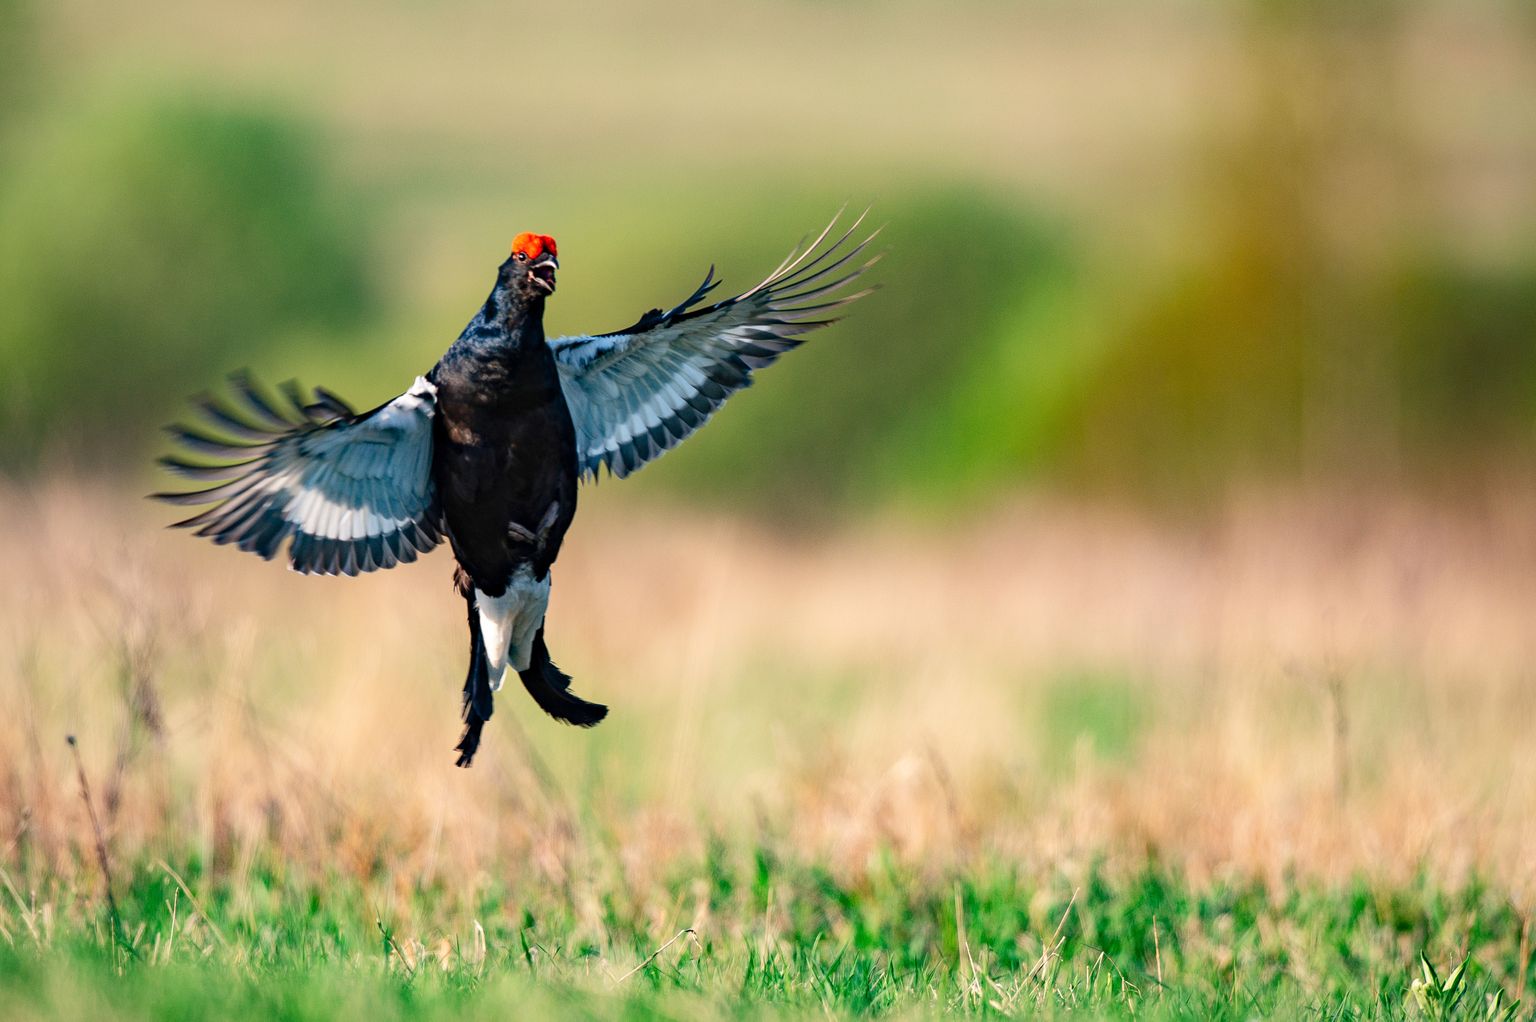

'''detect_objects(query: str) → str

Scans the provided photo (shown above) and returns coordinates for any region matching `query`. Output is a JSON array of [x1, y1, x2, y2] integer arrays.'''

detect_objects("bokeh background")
[[3, 0, 1534, 510], [5, 0, 1536, 1009]]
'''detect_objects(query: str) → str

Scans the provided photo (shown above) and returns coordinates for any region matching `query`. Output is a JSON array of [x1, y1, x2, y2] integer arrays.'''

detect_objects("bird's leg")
[[454, 568, 494, 768], [504, 502, 561, 551], [535, 501, 561, 541], [504, 523, 538, 545]]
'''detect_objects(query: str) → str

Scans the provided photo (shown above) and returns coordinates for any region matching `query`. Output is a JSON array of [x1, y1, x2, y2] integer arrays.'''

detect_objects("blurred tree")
[[1391, 256, 1536, 461], [1050, 1, 1417, 499], [871, 213, 1091, 508], [1042, 0, 1536, 501], [0, 0, 34, 135], [0, 92, 375, 467]]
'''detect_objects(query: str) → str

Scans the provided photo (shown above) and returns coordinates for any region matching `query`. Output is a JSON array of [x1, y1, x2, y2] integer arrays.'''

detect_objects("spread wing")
[[153, 372, 443, 576], [549, 210, 880, 481]]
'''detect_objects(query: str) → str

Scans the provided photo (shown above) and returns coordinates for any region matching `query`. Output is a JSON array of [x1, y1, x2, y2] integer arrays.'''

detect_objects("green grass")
[[1, 848, 1528, 1020], [1037, 673, 1151, 773]]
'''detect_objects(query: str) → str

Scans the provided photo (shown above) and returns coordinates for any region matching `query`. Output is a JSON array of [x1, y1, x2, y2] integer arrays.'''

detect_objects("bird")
[[153, 211, 879, 766]]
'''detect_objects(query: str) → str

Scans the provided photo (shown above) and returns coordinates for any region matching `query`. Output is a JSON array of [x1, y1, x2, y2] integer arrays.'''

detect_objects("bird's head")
[[503, 232, 559, 299]]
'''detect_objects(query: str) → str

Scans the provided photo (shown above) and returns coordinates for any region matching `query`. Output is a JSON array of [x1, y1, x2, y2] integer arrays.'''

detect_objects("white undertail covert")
[[476, 565, 551, 691]]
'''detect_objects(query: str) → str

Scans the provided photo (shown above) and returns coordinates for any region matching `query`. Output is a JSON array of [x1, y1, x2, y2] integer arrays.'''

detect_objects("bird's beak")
[[529, 254, 558, 294]]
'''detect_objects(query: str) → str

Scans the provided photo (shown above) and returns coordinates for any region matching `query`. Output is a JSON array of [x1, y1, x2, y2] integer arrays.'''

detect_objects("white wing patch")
[[550, 210, 880, 481], [155, 373, 444, 576]]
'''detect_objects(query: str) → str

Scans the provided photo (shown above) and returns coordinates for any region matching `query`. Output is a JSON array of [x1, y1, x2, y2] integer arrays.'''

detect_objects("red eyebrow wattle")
[[511, 232, 557, 260]]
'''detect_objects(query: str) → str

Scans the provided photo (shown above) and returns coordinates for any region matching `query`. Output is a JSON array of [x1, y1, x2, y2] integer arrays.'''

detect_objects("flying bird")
[[154, 211, 878, 766]]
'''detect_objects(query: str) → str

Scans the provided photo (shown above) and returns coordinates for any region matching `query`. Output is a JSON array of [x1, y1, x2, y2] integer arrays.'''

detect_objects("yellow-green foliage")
[[1, 0, 1534, 510], [0, 92, 374, 464]]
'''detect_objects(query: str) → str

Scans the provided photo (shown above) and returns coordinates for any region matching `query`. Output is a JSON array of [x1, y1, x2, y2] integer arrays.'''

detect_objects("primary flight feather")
[[155, 211, 879, 766]]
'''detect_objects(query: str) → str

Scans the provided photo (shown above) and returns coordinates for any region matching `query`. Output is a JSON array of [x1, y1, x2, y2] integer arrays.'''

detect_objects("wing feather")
[[549, 210, 880, 481], [153, 374, 443, 576]]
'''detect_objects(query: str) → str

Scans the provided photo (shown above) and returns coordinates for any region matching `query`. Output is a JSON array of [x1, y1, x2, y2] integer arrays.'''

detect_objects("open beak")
[[529, 254, 558, 294]]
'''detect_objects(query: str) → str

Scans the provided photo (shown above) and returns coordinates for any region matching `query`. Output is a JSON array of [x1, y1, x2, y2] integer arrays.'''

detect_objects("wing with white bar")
[[154, 372, 443, 576], [549, 210, 880, 481]]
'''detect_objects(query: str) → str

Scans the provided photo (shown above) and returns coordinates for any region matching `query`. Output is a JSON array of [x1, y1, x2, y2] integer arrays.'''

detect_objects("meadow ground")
[[3, 479, 1536, 1019]]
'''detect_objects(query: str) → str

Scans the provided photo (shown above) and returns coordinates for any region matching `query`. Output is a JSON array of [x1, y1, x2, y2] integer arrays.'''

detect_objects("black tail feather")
[[454, 717, 486, 768], [455, 591, 494, 768], [518, 628, 607, 728]]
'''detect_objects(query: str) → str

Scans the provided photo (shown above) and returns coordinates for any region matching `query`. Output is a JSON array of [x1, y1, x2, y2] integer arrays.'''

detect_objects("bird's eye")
[[515, 252, 527, 262]]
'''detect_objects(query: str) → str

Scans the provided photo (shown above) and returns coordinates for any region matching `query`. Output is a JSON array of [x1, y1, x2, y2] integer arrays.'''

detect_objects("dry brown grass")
[[4, 477, 1536, 920]]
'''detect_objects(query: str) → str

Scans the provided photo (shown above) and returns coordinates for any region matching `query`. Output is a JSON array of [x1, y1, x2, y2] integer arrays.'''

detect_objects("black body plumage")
[[430, 273, 576, 589], [433, 249, 605, 762]]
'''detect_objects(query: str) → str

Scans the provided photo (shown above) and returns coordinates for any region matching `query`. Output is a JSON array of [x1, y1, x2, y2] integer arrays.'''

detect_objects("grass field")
[[0, 854, 1529, 1020], [4, 480, 1536, 1018]]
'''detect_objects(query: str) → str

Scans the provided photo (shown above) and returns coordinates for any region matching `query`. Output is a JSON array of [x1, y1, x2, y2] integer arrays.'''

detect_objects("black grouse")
[[155, 212, 878, 766]]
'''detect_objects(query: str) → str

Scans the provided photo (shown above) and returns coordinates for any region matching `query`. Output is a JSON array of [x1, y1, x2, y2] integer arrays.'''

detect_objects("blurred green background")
[[1, 0, 1533, 514]]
